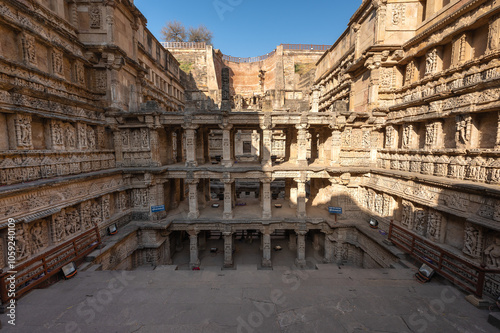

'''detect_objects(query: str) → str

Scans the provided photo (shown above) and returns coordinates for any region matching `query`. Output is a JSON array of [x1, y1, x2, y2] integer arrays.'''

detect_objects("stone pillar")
[[223, 231, 233, 268], [163, 232, 172, 265], [496, 111, 500, 150], [296, 230, 307, 266], [221, 67, 231, 111], [261, 127, 272, 167], [296, 124, 310, 167], [196, 127, 205, 165], [220, 124, 233, 167], [184, 126, 198, 167], [223, 177, 234, 219], [323, 233, 335, 263], [295, 177, 307, 218], [188, 230, 200, 268], [262, 178, 272, 219], [149, 127, 162, 167], [330, 128, 342, 166], [187, 179, 199, 219], [311, 86, 320, 112], [262, 231, 272, 267]]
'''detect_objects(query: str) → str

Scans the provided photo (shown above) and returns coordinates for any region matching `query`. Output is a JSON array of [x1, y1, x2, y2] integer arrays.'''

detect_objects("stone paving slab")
[[0, 266, 497, 333]]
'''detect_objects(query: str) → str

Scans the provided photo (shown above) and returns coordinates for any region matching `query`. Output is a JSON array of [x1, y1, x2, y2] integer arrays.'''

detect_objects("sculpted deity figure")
[[485, 237, 500, 268]]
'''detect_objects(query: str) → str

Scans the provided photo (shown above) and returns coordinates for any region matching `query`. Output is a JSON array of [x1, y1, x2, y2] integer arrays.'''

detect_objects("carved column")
[[262, 231, 272, 267], [496, 111, 500, 150], [222, 175, 234, 219], [183, 126, 198, 167], [323, 233, 335, 263], [219, 124, 233, 167], [223, 231, 233, 268], [187, 230, 200, 268], [295, 230, 307, 266], [149, 126, 162, 167], [296, 124, 310, 167], [294, 177, 307, 218], [187, 179, 199, 219], [262, 178, 272, 219], [330, 128, 342, 166]]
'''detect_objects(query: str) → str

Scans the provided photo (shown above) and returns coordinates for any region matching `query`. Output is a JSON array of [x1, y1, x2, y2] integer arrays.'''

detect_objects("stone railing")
[[377, 150, 500, 184], [161, 42, 206, 49], [0, 151, 116, 186]]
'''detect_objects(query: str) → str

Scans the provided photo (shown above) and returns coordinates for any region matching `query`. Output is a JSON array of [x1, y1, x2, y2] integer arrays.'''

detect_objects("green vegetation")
[[179, 61, 193, 74], [294, 63, 315, 75]]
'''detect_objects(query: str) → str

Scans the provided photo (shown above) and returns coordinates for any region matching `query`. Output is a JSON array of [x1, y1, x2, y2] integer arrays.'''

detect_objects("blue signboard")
[[328, 207, 342, 214], [151, 205, 165, 213]]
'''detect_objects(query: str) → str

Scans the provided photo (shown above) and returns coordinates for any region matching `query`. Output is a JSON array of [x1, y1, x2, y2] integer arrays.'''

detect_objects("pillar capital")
[[182, 124, 199, 131], [218, 123, 233, 131], [187, 229, 199, 237]]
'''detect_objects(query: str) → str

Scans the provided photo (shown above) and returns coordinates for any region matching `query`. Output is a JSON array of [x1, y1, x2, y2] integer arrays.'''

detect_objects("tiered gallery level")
[[0, 0, 500, 303]]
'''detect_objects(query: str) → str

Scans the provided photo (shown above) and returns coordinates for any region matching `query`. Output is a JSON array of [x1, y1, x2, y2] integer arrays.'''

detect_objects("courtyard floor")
[[0, 263, 497, 332]]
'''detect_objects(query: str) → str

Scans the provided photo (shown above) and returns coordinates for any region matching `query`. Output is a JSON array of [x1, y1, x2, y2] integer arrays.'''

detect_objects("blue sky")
[[134, 0, 363, 58]]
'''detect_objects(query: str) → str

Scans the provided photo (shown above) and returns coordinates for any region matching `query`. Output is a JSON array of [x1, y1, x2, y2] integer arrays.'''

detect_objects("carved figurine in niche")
[[87, 127, 96, 149], [456, 115, 470, 145], [401, 201, 414, 229], [141, 128, 149, 148], [402, 125, 412, 148], [427, 210, 442, 240], [425, 49, 438, 76], [464, 224, 481, 257], [91, 201, 102, 225], [65, 209, 81, 237], [16, 224, 30, 260], [53, 211, 66, 242], [16, 115, 32, 147], [485, 237, 500, 268], [132, 130, 140, 148], [81, 201, 93, 230], [66, 124, 76, 148], [102, 196, 110, 220], [30, 221, 45, 252], [414, 209, 427, 235]]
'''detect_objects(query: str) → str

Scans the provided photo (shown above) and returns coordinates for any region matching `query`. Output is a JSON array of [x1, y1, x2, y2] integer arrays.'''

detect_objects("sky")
[[134, 0, 363, 58]]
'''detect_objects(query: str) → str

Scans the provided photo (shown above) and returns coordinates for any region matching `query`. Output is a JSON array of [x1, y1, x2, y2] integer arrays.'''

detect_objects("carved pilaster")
[[187, 230, 200, 268], [296, 124, 310, 167], [295, 230, 307, 266], [262, 231, 272, 267], [294, 176, 307, 218], [222, 175, 234, 220], [261, 178, 272, 219], [183, 126, 198, 167], [223, 231, 233, 268], [186, 179, 199, 219], [219, 124, 233, 167]]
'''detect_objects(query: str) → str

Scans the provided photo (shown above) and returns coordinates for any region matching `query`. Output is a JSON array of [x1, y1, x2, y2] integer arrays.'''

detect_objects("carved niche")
[[487, 15, 500, 52], [379, 67, 394, 90], [392, 4, 406, 25], [89, 4, 102, 29], [65, 123, 76, 149], [425, 49, 438, 76], [16, 223, 31, 261], [51, 120, 65, 149], [29, 220, 48, 255], [401, 200, 414, 229], [77, 123, 88, 149], [22, 33, 36, 65], [102, 194, 111, 220], [414, 208, 427, 236], [463, 223, 483, 258], [385, 125, 396, 149], [74, 62, 86, 85], [405, 60, 416, 85], [14, 114, 33, 149], [455, 114, 471, 146], [402, 124, 413, 149], [80, 201, 93, 230], [427, 209, 443, 242], [52, 49, 63, 76], [87, 127, 96, 149], [425, 121, 441, 149], [484, 235, 500, 269]]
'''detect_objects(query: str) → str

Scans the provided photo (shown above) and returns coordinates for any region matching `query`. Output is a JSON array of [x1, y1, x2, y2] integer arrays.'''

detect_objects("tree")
[[161, 20, 186, 42], [188, 25, 213, 45], [161, 21, 213, 45]]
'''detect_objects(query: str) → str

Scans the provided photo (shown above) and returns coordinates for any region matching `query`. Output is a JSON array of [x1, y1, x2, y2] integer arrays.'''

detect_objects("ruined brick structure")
[[1, 0, 500, 302]]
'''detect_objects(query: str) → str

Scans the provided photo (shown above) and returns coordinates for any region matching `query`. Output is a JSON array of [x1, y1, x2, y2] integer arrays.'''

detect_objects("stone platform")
[[0, 265, 497, 332]]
